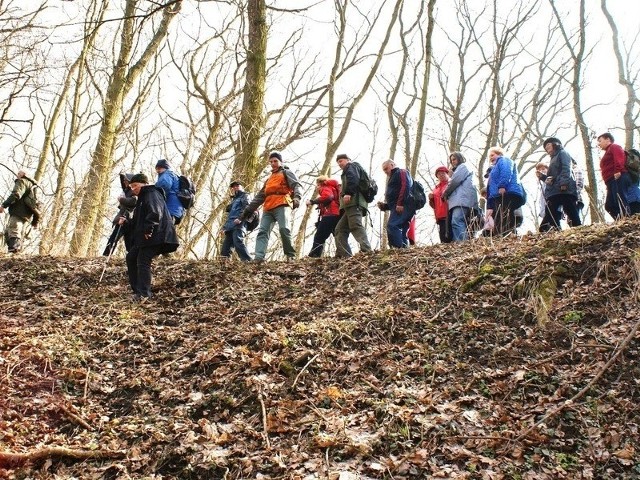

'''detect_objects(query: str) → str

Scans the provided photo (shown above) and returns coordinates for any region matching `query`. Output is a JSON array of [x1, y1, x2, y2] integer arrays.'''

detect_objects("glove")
[[292, 198, 300, 209]]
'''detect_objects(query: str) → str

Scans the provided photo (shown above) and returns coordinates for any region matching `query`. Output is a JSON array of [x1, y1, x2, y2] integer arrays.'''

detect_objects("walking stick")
[[99, 223, 122, 283]]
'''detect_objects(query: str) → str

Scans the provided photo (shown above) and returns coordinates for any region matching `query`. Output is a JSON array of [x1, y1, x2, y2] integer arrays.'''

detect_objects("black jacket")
[[127, 185, 179, 252]]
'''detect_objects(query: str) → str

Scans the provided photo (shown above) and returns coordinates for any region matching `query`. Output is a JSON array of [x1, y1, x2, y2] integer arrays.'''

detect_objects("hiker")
[[238, 152, 301, 262], [571, 158, 585, 225], [221, 181, 252, 262], [376, 160, 415, 248], [442, 152, 478, 242], [307, 175, 341, 257], [534, 162, 555, 232], [0, 170, 38, 254], [538, 138, 581, 230], [118, 173, 179, 301], [333, 153, 372, 257], [627, 181, 640, 215], [597, 132, 631, 220], [428, 166, 451, 243], [486, 146, 526, 236], [155, 159, 184, 224], [103, 173, 137, 256]]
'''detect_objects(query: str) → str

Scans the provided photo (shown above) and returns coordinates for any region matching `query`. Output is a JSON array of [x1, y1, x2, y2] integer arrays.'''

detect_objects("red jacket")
[[314, 179, 341, 216], [429, 180, 449, 220], [600, 143, 627, 183]]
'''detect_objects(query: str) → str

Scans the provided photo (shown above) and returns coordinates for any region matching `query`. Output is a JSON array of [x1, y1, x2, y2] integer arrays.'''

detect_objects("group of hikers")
[[2, 133, 639, 301]]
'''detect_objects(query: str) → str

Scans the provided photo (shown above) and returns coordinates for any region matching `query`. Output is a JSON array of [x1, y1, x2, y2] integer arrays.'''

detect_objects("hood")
[[120, 173, 135, 191], [325, 179, 340, 189]]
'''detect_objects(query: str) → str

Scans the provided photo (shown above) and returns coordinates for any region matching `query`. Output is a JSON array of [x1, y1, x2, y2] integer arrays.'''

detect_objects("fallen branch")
[[291, 353, 319, 389], [58, 404, 93, 431], [258, 389, 271, 450], [516, 315, 640, 442], [0, 446, 124, 469]]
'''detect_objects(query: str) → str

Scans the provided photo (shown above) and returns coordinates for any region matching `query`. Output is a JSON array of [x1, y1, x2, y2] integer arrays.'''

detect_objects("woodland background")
[[1, 0, 640, 259]]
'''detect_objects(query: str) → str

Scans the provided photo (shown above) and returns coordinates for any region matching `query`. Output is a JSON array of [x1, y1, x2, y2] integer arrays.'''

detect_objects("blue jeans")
[[605, 173, 631, 220], [221, 227, 252, 261], [254, 205, 295, 260], [387, 206, 416, 248], [450, 206, 469, 242]]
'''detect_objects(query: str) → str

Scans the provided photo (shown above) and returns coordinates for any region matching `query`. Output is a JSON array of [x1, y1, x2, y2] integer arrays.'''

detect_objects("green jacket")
[[2, 176, 35, 220], [339, 162, 368, 210]]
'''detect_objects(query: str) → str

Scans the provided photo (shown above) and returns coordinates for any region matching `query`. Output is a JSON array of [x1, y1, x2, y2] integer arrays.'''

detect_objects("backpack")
[[625, 148, 640, 184], [352, 162, 378, 203], [410, 179, 427, 210], [177, 175, 196, 209], [245, 211, 260, 232], [22, 178, 43, 227]]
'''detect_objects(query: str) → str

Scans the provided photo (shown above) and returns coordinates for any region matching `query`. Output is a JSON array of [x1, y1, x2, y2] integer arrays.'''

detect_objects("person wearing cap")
[[442, 152, 479, 241], [103, 173, 138, 256], [307, 175, 341, 257], [428, 166, 451, 243], [0, 170, 38, 253], [597, 132, 630, 220], [539, 138, 581, 230], [221, 181, 252, 261], [237, 152, 302, 261], [376, 159, 416, 248], [333, 153, 372, 257], [155, 159, 184, 224], [118, 173, 179, 301]]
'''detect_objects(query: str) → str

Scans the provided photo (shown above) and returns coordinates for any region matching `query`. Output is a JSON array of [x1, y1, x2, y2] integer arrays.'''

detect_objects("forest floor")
[[1, 218, 640, 479]]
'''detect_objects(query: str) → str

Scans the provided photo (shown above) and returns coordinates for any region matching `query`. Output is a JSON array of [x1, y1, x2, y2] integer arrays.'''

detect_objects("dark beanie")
[[543, 137, 562, 148], [269, 152, 282, 162], [155, 159, 171, 170], [336, 153, 350, 161], [130, 173, 149, 184], [229, 180, 242, 188]]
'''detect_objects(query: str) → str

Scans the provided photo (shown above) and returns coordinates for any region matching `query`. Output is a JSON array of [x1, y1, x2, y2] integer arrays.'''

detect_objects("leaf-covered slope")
[[1, 218, 639, 479]]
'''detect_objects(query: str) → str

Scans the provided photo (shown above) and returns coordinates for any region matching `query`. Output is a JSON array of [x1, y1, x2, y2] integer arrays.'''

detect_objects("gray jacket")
[[443, 162, 478, 209]]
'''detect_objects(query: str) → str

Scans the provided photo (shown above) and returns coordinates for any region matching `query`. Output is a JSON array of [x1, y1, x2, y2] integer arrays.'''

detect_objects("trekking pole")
[[99, 223, 121, 283]]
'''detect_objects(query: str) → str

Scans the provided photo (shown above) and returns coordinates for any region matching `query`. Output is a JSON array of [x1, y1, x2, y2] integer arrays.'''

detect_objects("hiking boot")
[[132, 294, 150, 303]]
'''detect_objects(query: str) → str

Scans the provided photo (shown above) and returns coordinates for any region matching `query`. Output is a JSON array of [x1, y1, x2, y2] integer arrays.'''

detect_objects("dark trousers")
[[630, 202, 640, 215], [605, 174, 631, 220], [309, 215, 340, 257], [221, 228, 252, 261], [126, 245, 164, 297], [494, 194, 522, 236], [547, 194, 582, 229], [436, 218, 451, 243]]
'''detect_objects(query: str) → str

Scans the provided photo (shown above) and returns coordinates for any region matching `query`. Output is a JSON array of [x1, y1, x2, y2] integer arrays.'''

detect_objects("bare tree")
[[68, 0, 181, 256], [601, 0, 640, 148], [549, 0, 603, 223]]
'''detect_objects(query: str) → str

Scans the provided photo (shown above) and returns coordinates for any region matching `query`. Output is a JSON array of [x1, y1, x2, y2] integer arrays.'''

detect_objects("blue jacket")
[[487, 156, 525, 201], [156, 169, 184, 219], [223, 190, 250, 232], [385, 167, 413, 208], [627, 182, 640, 204]]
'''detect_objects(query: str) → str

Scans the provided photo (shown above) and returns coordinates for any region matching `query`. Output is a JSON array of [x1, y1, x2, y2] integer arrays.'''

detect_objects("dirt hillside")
[[1, 218, 640, 479]]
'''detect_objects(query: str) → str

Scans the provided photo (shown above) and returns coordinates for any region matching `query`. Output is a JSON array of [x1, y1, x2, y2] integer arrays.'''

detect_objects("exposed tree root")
[[0, 447, 124, 469]]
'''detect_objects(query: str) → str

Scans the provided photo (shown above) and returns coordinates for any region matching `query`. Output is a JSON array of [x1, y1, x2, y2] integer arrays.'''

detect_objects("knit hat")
[[336, 153, 350, 161], [269, 152, 282, 162], [155, 159, 171, 170], [543, 137, 562, 148], [435, 166, 449, 175], [229, 180, 242, 188], [130, 173, 149, 184]]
